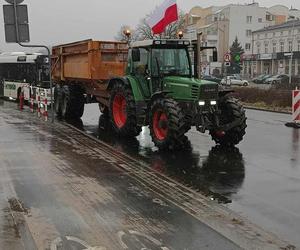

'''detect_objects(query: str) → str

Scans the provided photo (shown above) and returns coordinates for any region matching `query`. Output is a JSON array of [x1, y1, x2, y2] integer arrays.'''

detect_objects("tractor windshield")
[[151, 48, 191, 77]]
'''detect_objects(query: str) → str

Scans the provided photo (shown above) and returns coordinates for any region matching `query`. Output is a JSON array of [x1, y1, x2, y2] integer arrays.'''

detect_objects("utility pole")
[[289, 16, 298, 85], [197, 32, 202, 78]]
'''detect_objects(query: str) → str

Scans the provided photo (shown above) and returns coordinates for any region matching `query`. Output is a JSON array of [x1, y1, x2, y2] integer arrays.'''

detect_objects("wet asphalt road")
[[0, 99, 299, 249], [0, 100, 244, 250], [78, 103, 300, 247]]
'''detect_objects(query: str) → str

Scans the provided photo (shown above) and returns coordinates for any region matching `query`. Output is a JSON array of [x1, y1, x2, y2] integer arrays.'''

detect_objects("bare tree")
[[115, 11, 186, 41]]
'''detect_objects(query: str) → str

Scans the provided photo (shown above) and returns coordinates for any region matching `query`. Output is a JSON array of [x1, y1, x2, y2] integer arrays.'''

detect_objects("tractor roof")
[[130, 39, 191, 48]]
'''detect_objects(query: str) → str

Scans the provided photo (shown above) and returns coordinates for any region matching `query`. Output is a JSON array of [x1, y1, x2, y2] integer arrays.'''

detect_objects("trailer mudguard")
[[108, 76, 144, 102]]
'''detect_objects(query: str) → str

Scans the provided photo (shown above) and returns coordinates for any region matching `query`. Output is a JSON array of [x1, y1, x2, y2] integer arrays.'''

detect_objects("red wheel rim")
[[153, 110, 168, 141], [113, 94, 127, 128]]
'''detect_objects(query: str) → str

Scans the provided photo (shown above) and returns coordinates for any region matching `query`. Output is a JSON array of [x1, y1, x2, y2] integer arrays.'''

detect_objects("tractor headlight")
[[210, 100, 217, 105], [199, 101, 205, 106]]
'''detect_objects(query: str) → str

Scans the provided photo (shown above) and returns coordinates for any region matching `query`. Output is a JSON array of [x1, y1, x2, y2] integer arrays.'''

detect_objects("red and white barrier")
[[17, 86, 51, 122], [292, 89, 300, 123], [44, 96, 48, 122], [37, 94, 41, 118]]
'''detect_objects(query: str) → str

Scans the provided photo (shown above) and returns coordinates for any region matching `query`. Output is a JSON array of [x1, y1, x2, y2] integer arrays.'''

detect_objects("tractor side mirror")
[[213, 50, 218, 62], [132, 48, 140, 62]]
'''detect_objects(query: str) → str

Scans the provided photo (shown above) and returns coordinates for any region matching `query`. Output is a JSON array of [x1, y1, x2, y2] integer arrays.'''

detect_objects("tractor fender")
[[218, 89, 234, 98], [150, 91, 172, 102], [107, 76, 144, 102]]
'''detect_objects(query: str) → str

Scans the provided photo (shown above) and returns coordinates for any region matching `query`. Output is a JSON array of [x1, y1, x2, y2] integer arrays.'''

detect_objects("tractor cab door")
[[132, 48, 151, 98]]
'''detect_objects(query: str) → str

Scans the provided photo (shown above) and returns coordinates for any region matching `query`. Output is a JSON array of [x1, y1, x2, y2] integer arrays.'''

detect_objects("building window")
[[245, 43, 251, 51], [280, 42, 284, 52], [273, 43, 277, 53], [246, 30, 252, 37], [273, 32, 276, 37], [298, 41, 300, 51], [281, 31, 284, 36], [257, 44, 261, 54], [247, 16, 252, 23], [258, 34, 260, 39], [289, 41, 293, 52], [258, 18, 263, 23], [289, 30, 292, 36], [265, 33, 268, 38], [265, 44, 268, 54]]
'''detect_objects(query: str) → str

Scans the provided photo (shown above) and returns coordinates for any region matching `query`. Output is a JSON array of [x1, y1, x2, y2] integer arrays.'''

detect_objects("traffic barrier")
[[44, 97, 48, 122], [292, 89, 300, 122], [286, 88, 300, 128], [37, 92, 41, 118]]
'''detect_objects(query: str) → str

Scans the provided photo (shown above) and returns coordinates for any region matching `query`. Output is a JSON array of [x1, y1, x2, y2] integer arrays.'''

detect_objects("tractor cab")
[[127, 39, 219, 103]]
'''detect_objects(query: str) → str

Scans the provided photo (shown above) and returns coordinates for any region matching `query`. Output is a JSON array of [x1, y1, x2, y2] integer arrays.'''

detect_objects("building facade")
[[184, 3, 300, 76], [245, 20, 300, 77]]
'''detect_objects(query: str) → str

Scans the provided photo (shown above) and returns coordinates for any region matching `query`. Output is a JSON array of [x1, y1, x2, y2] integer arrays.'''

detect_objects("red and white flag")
[[146, 0, 178, 35]]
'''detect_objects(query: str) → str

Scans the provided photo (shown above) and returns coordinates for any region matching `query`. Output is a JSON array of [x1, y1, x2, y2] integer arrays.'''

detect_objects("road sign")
[[224, 53, 231, 62], [234, 54, 241, 63], [5, 0, 24, 4], [224, 62, 231, 67], [3, 3, 29, 43]]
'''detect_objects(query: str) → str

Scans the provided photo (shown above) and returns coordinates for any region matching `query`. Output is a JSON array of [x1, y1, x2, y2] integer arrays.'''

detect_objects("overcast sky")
[[0, 0, 299, 51]]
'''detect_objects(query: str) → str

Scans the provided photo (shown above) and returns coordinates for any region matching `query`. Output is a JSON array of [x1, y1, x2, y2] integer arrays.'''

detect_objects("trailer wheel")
[[109, 82, 141, 137], [54, 85, 62, 117], [150, 98, 188, 151], [210, 97, 247, 146], [61, 85, 85, 119]]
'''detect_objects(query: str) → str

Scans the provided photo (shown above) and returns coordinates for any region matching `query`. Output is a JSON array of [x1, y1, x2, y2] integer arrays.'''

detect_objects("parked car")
[[253, 74, 273, 84], [252, 74, 266, 83], [264, 74, 289, 84], [202, 75, 222, 84], [221, 76, 249, 86]]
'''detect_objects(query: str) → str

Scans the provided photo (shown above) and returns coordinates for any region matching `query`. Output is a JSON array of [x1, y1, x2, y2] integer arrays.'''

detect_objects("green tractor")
[[107, 39, 247, 150]]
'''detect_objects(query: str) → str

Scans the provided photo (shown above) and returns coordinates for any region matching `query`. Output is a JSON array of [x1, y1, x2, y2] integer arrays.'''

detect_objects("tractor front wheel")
[[210, 97, 247, 146], [150, 98, 187, 151], [109, 82, 141, 137]]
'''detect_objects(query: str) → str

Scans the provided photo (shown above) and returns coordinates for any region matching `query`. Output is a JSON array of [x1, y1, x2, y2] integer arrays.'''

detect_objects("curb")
[[244, 105, 292, 115]]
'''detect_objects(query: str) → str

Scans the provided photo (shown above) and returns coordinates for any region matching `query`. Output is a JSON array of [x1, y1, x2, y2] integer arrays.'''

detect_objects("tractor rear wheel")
[[210, 97, 247, 146], [109, 82, 141, 137], [150, 98, 188, 151]]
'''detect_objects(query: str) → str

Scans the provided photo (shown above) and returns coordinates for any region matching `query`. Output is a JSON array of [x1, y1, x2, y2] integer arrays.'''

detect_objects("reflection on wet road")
[[76, 104, 300, 247], [94, 115, 245, 204]]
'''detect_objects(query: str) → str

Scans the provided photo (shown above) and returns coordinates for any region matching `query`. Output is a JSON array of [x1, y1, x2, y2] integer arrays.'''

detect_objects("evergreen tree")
[[228, 37, 244, 74], [230, 37, 244, 55]]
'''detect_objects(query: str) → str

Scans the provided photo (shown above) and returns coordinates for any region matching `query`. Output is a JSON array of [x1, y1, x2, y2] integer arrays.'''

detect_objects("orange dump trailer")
[[52, 39, 128, 103]]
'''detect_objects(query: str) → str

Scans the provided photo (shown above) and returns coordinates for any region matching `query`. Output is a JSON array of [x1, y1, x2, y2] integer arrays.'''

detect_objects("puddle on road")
[[67, 115, 246, 204]]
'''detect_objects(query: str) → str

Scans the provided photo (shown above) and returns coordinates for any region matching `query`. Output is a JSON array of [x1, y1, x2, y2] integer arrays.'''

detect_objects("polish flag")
[[146, 0, 178, 35]]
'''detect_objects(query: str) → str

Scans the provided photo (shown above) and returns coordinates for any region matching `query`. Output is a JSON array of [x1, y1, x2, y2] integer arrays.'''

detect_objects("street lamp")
[[178, 30, 184, 39]]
